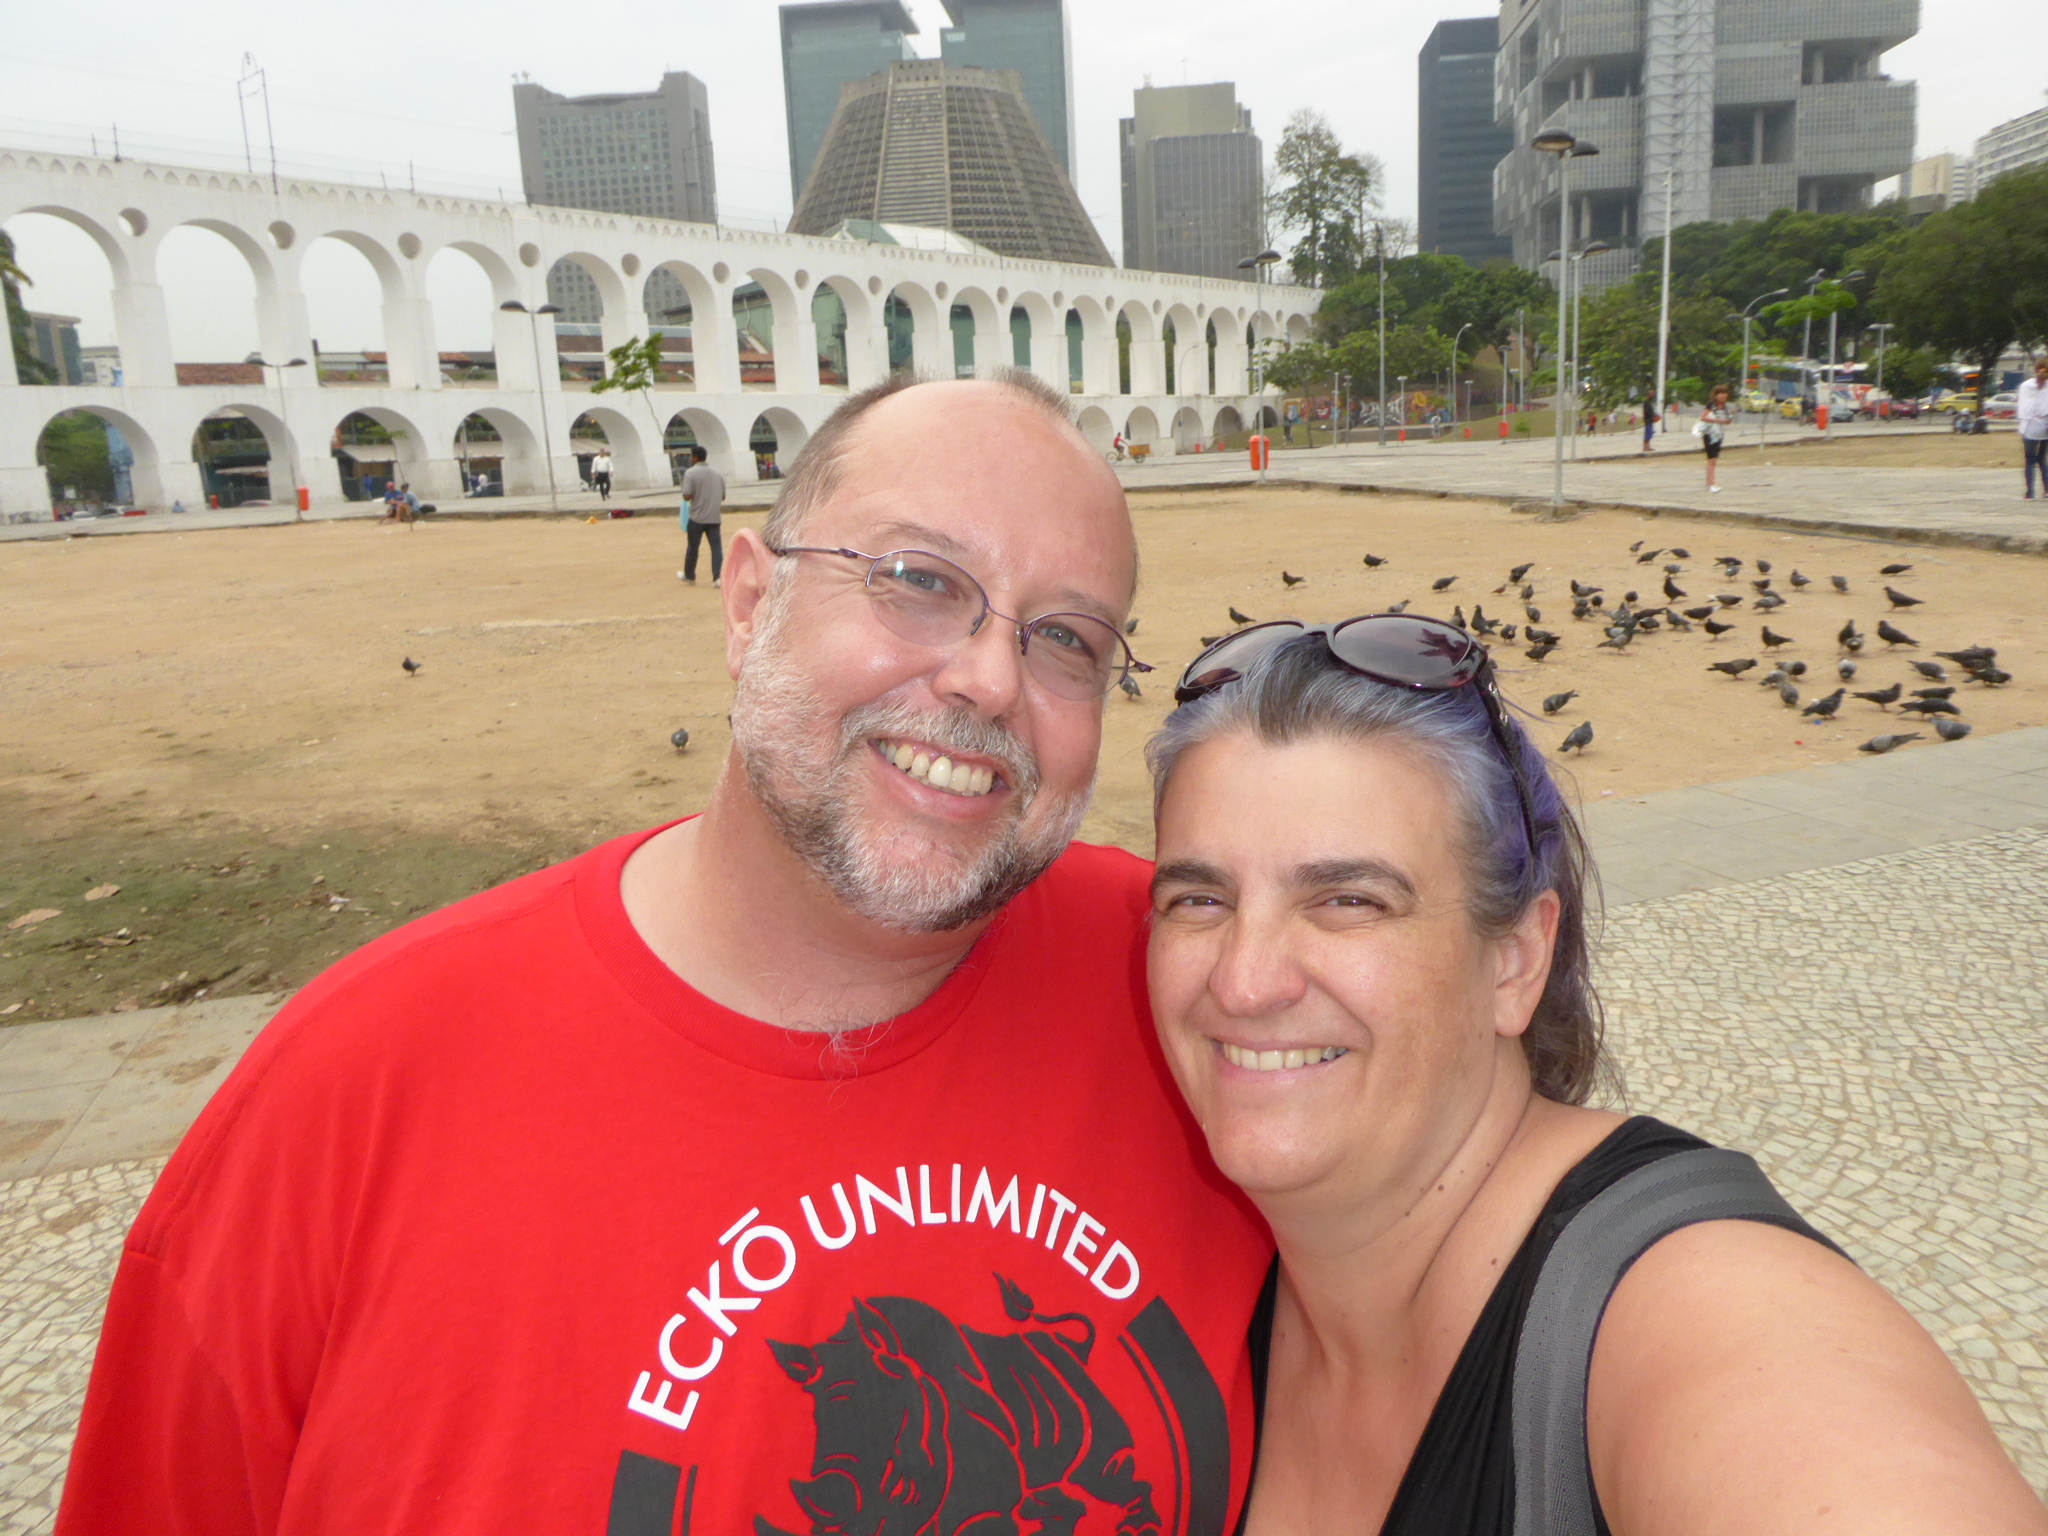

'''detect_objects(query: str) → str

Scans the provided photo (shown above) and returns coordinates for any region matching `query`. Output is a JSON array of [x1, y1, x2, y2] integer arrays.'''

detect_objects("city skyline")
[[4, 0, 2042, 356]]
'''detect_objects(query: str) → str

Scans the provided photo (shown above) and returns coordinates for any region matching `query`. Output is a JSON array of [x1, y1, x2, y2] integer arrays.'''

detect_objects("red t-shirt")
[[58, 828, 1272, 1536]]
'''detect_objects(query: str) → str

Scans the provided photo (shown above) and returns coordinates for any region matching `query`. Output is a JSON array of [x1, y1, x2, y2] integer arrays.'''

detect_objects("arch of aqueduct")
[[0, 149, 1317, 515]]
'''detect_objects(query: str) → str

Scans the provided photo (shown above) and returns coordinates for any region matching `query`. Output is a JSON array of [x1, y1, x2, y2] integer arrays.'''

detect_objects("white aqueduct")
[[0, 149, 1317, 515]]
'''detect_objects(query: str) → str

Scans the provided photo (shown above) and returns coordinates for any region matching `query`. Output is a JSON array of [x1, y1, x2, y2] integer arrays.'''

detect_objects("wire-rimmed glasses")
[[768, 544, 1152, 702]]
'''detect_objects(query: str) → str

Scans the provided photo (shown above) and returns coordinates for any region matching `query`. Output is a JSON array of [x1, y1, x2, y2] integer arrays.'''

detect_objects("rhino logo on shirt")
[[755, 1276, 1162, 1536]]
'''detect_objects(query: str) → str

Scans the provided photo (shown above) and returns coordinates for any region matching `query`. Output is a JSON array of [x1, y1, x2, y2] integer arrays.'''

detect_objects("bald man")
[[60, 373, 1273, 1536]]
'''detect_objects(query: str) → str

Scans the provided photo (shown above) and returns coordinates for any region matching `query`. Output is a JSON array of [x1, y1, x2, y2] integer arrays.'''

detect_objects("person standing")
[[591, 449, 613, 500], [1696, 384, 1734, 493], [1641, 398, 1659, 452], [2018, 358, 2048, 499], [677, 444, 725, 586]]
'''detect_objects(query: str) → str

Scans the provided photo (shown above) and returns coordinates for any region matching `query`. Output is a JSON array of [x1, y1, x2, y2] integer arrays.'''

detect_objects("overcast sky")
[[5, 1, 2043, 356]]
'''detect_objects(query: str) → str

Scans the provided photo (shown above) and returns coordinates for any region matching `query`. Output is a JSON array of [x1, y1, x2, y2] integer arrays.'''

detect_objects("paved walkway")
[[3, 733, 2046, 1525]]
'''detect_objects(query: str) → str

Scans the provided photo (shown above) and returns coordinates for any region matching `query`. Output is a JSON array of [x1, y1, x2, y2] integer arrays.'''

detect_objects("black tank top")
[[1241, 1116, 1720, 1536]]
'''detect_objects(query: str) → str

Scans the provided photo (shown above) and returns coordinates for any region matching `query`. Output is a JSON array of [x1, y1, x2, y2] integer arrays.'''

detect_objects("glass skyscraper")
[[1418, 19, 1514, 264], [937, 0, 1074, 180], [780, 2, 920, 205]]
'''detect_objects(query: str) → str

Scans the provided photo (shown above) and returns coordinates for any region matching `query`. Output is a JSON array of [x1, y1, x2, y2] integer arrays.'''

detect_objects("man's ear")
[[722, 529, 778, 680]]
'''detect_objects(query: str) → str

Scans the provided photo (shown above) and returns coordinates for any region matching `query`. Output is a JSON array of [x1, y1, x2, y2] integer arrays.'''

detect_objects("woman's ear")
[[1493, 888, 1561, 1040]]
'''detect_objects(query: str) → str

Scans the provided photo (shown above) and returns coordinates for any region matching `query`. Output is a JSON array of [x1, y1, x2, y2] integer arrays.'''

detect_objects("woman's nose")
[[1208, 912, 1309, 1018]]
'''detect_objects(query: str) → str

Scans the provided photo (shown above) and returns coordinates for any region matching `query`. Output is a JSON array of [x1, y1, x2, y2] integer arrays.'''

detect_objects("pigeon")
[[1572, 601, 1593, 621], [1559, 721, 1593, 754], [1501, 624, 1519, 642], [1830, 575, 1850, 593], [1876, 620, 1917, 647], [1837, 659, 1857, 682], [1543, 690, 1579, 715], [1623, 590, 1640, 605], [1789, 570, 1811, 588], [1386, 600, 1411, 614], [1912, 686, 1956, 700], [1229, 606, 1254, 625], [1837, 620, 1862, 650], [1669, 548, 1690, 558], [1707, 658, 1757, 677], [1520, 583, 1536, 600], [1363, 553, 1389, 567], [1777, 681, 1801, 708], [1526, 642, 1557, 662], [1635, 548, 1664, 564], [1452, 606, 1469, 630], [1936, 646, 1996, 667], [402, 656, 422, 676], [1589, 595, 1605, 608], [1662, 576, 1687, 600], [1785, 661, 1808, 677], [1508, 562, 1534, 583], [1909, 660, 1948, 682], [1898, 698, 1961, 717], [1852, 684, 1902, 709], [1570, 580, 1601, 598], [1879, 562, 1913, 576], [1883, 586, 1923, 609], [670, 727, 690, 752], [1801, 689, 1845, 719], [1684, 605, 1717, 620], [1756, 560, 1773, 575], [1282, 571, 1305, 587], [1628, 540, 1647, 553], [1526, 605, 1543, 624], [1119, 674, 1143, 700], [1968, 666, 2013, 686], [1664, 563, 1683, 575], [1761, 626, 1794, 648], [1934, 719, 1973, 742], [1754, 592, 1787, 612], [1715, 594, 1744, 608], [1525, 628, 1559, 645], [1752, 578, 1774, 593], [1759, 668, 1790, 689], [1124, 617, 1139, 635], [1859, 733, 1921, 754], [1703, 617, 1736, 639], [1200, 634, 1225, 647], [1715, 555, 1743, 571], [1432, 576, 1458, 592]]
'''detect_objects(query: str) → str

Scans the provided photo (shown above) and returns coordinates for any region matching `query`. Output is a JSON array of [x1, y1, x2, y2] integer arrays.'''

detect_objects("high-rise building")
[[1418, 19, 1515, 264], [1119, 83, 1263, 280], [514, 72, 718, 323], [780, 1, 919, 205], [1974, 101, 2048, 192], [937, 0, 1075, 180], [1493, 0, 1918, 290], [790, 60, 1112, 266], [1906, 151, 1972, 214]]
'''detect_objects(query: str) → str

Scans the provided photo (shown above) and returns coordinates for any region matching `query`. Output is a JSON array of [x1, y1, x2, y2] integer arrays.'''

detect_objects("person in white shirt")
[[590, 449, 614, 499], [2017, 359, 2048, 500]]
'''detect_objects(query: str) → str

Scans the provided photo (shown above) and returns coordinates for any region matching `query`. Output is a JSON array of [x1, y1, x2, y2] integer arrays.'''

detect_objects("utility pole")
[[1376, 223, 1388, 447], [1653, 167, 1673, 445]]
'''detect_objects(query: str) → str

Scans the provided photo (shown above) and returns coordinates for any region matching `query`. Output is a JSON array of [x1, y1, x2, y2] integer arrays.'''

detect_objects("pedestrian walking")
[[676, 445, 725, 586], [2019, 357, 2048, 499], [1695, 384, 1734, 493], [1641, 398, 1659, 451], [591, 449, 613, 499]]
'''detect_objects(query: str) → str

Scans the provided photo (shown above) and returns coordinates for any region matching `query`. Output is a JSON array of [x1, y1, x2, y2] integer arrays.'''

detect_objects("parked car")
[[1981, 392, 2019, 420], [1927, 392, 1970, 414]]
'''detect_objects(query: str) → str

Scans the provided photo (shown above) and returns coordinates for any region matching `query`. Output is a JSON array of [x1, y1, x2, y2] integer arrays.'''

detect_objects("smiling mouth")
[[1218, 1042, 1350, 1072], [875, 739, 999, 799]]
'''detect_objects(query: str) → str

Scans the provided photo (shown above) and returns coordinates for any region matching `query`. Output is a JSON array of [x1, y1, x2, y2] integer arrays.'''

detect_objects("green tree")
[[2, 230, 55, 385], [1577, 286, 1735, 410], [1878, 167, 2048, 407], [37, 411, 114, 499], [591, 334, 667, 439], [1268, 111, 1382, 286], [1316, 253, 1551, 360]]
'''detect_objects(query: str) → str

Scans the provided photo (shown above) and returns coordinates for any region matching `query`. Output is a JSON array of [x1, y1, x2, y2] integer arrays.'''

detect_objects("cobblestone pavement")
[[1595, 825, 2048, 1491], [2, 831, 2044, 1528]]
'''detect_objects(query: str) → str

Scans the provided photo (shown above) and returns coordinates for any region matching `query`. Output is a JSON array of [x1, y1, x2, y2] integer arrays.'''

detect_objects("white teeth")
[[879, 742, 995, 798], [1219, 1042, 1349, 1072]]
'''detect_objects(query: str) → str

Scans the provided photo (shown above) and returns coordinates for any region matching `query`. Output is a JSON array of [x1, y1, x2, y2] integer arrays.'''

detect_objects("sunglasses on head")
[[1174, 614, 1543, 859]]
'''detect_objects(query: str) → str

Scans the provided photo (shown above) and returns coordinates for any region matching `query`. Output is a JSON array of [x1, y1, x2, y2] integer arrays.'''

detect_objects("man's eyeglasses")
[[767, 545, 1152, 702], [1174, 614, 1544, 860]]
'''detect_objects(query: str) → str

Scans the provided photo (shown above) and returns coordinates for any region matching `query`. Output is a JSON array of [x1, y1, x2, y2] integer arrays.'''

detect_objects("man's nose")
[[927, 616, 1028, 718]]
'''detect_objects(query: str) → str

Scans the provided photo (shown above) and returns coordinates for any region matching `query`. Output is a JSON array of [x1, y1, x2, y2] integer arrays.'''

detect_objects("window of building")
[[1715, 104, 1796, 167], [1802, 42, 1877, 85]]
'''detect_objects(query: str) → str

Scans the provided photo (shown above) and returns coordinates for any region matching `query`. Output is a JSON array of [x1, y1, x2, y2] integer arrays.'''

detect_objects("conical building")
[[789, 60, 1111, 267]]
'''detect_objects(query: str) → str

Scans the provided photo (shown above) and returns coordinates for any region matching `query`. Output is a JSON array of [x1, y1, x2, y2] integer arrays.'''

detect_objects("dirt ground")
[[2, 491, 2040, 1022]]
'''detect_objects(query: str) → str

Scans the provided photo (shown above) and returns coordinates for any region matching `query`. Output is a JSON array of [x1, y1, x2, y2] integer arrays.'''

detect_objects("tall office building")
[[1418, 19, 1515, 264], [780, 1, 919, 205], [514, 72, 717, 322], [937, 0, 1075, 180], [1974, 101, 2048, 192], [790, 60, 1112, 266], [1906, 151, 1972, 214], [1119, 83, 1263, 280], [1493, 0, 1918, 290]]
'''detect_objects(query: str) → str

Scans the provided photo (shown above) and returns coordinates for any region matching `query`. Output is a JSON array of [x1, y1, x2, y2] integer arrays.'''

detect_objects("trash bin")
[[1248, 434, 1270, 471]]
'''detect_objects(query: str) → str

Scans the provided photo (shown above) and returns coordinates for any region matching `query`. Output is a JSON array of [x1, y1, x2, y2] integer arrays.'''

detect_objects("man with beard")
[[58, 373, 1273, 1536]]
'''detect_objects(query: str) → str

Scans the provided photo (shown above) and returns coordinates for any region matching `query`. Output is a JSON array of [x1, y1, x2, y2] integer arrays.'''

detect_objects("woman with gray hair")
[[1144, 615, 2042, 1535]]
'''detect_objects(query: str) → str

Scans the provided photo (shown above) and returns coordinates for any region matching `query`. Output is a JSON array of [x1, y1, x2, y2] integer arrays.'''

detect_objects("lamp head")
[[1569, 142, 1600, 158], [1582, 239, 1612, 255], [537, 303, 565, 315], [1532, 129, 1577, 155], [500, 300, 528, 313]]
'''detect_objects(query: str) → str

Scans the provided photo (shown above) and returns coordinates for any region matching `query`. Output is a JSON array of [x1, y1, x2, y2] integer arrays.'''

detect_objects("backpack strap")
[[1510, 1148, 1842, 1536]]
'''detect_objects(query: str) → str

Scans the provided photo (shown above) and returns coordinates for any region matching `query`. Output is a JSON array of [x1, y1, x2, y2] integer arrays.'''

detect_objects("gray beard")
[[730, 590, 1092, 933]]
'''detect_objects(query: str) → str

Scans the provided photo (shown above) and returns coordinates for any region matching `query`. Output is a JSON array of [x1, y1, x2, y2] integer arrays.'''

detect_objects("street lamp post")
[[1824, 270, 1867, 428], [1176, 340, 1207, 450], [245, 353, 308, 520], [1869, 322, 1896, 413], [1532, 129, 1593, 509], [501, 300, 565, 515], [1449, 323, 1474, 429], [1566, 238, 1611, 460], [1730, 287, 1791, 445], [1235, 249, 1282, 479]]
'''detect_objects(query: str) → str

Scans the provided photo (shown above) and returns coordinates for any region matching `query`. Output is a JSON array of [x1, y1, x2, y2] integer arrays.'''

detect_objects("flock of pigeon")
[[1199, 543, 2009, 761]]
